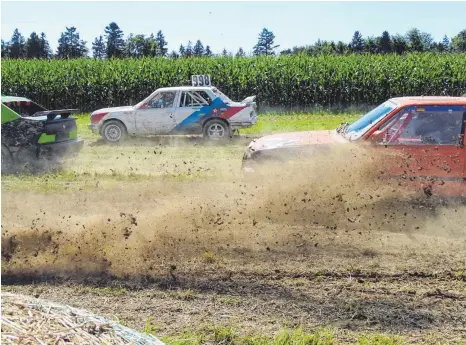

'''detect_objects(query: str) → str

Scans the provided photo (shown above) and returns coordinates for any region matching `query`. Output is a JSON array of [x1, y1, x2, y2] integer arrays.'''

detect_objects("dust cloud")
[[2, 143, 465, 280]]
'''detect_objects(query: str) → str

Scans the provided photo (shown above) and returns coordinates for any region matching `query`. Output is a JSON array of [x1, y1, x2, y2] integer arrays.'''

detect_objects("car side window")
[[383, 105, 465, 145], [4, 101, 45, 117], [147, 91, 176, 109], [179, 91, 212, 107]]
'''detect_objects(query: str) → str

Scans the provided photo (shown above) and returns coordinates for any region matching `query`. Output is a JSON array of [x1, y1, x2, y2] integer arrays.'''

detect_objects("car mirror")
[[370, 129, 386, 144]]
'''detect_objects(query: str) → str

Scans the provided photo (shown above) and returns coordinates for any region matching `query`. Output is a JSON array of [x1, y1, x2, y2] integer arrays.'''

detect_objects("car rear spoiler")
[[241, 96, 257, 104], [33, 109, 80, 121]]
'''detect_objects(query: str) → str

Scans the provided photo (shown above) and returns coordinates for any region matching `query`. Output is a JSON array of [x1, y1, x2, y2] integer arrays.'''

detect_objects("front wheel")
[[203, 120, 231, 141], [102, 120, 127, 143]]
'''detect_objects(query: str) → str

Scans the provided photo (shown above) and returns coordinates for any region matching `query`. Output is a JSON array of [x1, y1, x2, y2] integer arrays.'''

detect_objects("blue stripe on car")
[[174, 98, 226, 130]]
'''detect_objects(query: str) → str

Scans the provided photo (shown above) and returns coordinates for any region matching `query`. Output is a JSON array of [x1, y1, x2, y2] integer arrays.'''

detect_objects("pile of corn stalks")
[[1, 292, 165, 345]]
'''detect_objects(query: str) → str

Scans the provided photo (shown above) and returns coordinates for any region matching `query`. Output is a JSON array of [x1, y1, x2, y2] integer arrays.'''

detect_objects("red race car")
[[242, 96, 466, 198]]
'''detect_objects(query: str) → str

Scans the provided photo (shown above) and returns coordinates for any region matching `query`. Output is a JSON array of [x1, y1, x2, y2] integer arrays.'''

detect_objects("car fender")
[[100, 111, 136, 134]]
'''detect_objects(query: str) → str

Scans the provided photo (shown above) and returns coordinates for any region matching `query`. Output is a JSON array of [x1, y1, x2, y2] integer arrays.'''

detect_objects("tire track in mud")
[[3, 269, 465, 341]]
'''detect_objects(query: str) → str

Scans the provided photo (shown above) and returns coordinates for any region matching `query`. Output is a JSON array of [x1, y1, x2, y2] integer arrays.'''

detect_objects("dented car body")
[[243, 96, 466, 198], [89, 86, 258, 142], [1, 96, 84, 173]]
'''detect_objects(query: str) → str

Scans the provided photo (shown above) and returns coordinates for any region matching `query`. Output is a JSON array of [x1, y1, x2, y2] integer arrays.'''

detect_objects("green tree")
[[1, 39, 9, 58], [105, 22, 125, 58], [92, 35, 106, 59], [236, 47, 245, 57], [39, 33, 52, 58], [452, 29, 466, 52], [125, 34, 146, 58], [155, 30, 168, 57], [179, 44, 186, 57], [379, 31, 392, 54], [280, 48, 292, 55], [335, 41, 347, 55], [185, 41, 193, 57], [350, 31, 364, 53], [26, 32, 42, 58], [392, 34, 408, 55], [193, 40, 204, 57], [204, 45, 212, 57], [144, 34, 158, 57], [56, 26, 88, 59], [364, 36, 378, 54], [441, 35, 451, 52], [421, 32, 434, 51], [253, 28, 279, 56], [405, 28, 433, 52], [222, 48, 230, 57], [8, 29, 26, 58], [169, 50, 179, 59]]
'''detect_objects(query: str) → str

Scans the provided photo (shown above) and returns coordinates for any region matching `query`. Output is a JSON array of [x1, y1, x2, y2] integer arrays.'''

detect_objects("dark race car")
[[1, 96, 84, 173]]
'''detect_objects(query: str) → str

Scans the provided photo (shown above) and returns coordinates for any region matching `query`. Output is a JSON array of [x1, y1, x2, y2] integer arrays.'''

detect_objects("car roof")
[[2, 95, 32, 103], [155, 86, 215, 92], [390, 96, 466, 107]]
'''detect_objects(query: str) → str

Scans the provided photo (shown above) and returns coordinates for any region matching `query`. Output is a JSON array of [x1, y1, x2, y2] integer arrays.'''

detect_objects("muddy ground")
[[2, 137, 466, 344]]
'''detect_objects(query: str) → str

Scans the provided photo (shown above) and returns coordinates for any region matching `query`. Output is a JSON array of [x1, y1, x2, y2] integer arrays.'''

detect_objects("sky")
[[1, 1, 466, 55]]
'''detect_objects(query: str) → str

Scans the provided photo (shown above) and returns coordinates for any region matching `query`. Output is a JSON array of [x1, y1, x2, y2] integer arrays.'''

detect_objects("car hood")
[[92, 105, 134, 114], [248, 130, 348, 152]]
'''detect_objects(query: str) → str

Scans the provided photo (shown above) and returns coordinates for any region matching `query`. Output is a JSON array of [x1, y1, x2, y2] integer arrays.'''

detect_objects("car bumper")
[[231, 115, 258, 130], [38, 139, 84, 159], [88, 123, 100, 134]]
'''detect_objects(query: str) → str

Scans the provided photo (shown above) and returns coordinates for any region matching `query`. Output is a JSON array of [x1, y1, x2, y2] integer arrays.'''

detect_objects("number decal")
[[191, 75, 211, 87]]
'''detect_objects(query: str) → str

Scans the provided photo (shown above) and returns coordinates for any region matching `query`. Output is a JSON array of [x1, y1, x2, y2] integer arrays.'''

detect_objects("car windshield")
[[134, 93, 155, 109], [212, 87, 232, 103], [343, 100, 397, 140]]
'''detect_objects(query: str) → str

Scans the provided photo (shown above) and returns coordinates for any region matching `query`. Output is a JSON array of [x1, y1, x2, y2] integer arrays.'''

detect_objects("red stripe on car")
[[220, 106, 247, 119]]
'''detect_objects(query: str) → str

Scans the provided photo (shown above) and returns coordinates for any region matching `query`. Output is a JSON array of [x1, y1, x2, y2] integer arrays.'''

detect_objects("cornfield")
[[2, 53, 466, 112]]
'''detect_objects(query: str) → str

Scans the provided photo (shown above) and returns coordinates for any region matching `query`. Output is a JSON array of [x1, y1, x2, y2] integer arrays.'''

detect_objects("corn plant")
[[2, 53, 466, 112]]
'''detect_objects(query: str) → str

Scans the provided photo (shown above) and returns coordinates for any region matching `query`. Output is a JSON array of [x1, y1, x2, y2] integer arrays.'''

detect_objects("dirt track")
[[2, 138, 466, 343]]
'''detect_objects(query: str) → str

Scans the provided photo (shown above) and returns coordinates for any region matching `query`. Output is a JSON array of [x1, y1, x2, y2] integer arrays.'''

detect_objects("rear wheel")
[[102, 120, 127, 143], [203, 119, 231, 141], [15, 146, 40, 173]]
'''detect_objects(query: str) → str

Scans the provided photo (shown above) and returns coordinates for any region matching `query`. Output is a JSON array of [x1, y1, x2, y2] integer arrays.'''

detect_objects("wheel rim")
[[207, 123, 225, 139], [104, 124, 122, 141]]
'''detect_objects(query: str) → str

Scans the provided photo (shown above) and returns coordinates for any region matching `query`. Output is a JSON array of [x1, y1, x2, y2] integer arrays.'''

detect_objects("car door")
[[173, 90, 213, 132], [372, 105, 466, 196], [135, 90, 178, 135]]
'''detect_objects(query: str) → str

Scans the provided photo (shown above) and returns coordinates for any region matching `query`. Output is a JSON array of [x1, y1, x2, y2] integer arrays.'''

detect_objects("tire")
[[203, 119, 231, 141], [15, 146, 40, 174], [102, 120, 127, 143], [1, 145, 15, 175]]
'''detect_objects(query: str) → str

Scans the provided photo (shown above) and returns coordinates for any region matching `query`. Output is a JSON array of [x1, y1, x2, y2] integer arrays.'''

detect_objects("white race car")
[[89, 77, 258, 142]]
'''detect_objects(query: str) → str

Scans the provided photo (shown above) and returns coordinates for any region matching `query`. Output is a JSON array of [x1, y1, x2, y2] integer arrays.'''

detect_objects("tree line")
[[2, 23, 466, 60]]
